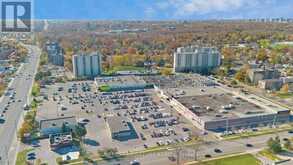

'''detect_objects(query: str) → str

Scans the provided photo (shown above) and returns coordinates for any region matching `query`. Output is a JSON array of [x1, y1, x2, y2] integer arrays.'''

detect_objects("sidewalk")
[[184, 148, 264, 165]]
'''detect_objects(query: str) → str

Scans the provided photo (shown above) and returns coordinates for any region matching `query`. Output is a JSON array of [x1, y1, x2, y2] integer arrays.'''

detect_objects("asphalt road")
[[0, 45, 40, 164], [94, 130, 293, 165]]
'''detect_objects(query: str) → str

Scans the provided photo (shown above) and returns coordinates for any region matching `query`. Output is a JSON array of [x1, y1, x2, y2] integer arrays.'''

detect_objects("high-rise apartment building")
[[72, 52, 102, 78], [46, 42, 64, 66], [173, 46, 221, 74]]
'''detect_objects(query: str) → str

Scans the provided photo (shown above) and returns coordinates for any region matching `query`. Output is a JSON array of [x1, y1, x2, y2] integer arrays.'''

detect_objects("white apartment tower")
[[72, 52, 102, 78], [173, 46, 221, 74]]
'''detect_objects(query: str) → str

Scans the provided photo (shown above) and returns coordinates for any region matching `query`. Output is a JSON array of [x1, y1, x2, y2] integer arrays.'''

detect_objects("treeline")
[[36, 22, 293, 71]]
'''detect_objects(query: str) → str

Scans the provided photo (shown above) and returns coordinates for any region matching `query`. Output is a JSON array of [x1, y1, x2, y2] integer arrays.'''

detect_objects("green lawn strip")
[[122, 146, 169, 156], [276, 93, 293, 99], [104, 66, 145, 75], [66, 139, 200, 165], [193, 154, 261, 165], [31, 82, 40, 97], [122, 138, 199, 156], [258, 149, 282, 161], [16, 148, 34, 165], [56, 157, 85, 165], [99, 85, 111, 92], [222, 126, 293, 140]]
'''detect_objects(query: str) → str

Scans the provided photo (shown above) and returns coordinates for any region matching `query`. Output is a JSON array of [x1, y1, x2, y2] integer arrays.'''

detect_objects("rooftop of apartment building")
[[176, 45, 219, 53], [73, 51, 102, 57]]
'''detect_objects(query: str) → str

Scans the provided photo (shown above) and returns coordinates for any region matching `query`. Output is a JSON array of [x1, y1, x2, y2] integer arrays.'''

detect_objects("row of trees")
[[18, 110, 38, 142], [0, 81, 6, 97]]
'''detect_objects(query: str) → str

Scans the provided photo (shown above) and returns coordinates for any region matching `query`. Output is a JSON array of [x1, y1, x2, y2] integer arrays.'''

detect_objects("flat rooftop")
[[143, 74, 216, 89], [39, 116, 77, 130], [165, 86, 223, 97], [107, 116, 131, 133], [173, 86, 288, 122], [95, 75, 146, 87]]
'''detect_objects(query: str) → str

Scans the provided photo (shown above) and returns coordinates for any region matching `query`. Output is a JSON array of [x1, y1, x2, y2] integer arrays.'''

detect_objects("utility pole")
[[175, 147, 182, 165], [194, 136, 203, 161], [194, 144, 199, 161], [226, 118, 229, 134]]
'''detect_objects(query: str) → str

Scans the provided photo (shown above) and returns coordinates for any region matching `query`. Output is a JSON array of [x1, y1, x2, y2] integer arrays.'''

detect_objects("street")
[[93, 130, 292, 165], [0, 45, 40, 165]]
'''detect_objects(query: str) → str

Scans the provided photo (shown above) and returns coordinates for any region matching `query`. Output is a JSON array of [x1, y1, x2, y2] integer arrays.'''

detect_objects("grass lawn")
[[223, 125, 293, 140], [16, 148, 34, 165], [99, 85, 111, 92], [104, 66, 145, 75], [195, 154, 261, 165], [123, 137, 199, 156], [258, 149, 282, 161], [276, 92, 293, 99]]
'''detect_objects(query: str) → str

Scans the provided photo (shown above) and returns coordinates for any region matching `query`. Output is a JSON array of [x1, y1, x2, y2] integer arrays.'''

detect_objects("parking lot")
[[36, 81, 200, 155]]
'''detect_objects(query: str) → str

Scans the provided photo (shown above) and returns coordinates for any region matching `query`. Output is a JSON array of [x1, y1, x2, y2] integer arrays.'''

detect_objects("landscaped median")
[[186, 153, 261, 165], [31, 82, 41, 97]]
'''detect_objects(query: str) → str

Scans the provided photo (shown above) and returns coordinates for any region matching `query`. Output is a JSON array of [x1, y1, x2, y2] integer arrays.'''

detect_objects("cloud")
[[156, 2, 170, 10], [154, 0, 275, 17], [144, 7, 156, 18]]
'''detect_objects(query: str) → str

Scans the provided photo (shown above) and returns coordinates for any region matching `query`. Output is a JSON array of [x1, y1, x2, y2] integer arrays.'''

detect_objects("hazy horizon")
[[35, 0, 293, 20]]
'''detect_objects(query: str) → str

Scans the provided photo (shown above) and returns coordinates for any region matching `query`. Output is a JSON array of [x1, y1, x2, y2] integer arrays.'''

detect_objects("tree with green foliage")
[[35, 71, 52, 81], [98, 148, 118, 159], [158, 59, 166, 67], [61, 123, 70, 133], [18, 110, 37, 142], [31, 82, 40, 97], [40, 52, 48, 66], [258, 39, 271, 49], [74, 125, 87, 139], [267, 136, 282, 153], [286, 68, 293, 76]]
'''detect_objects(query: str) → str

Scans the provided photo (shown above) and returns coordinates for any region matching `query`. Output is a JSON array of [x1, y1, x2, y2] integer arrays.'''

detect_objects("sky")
[[34, 0, 293, 20]]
